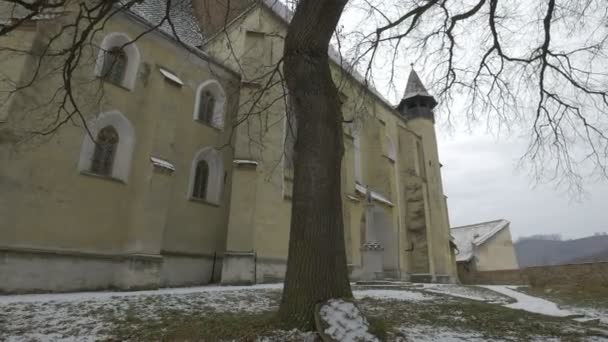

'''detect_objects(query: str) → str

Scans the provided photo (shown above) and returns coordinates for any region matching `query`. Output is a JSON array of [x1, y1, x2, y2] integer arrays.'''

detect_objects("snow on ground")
[[397, 324, 503, 341], [256, 329, 317, 341], [422, 284, 511, 304], [0, 284, 438, 341], [0, 285, 282, 342], [319, 299, 379, 342], [563, 306, 608, 325], [3, 283, 606, 341], [0, 283, 283, 304], [481, 286, 576, 317], [354, 289, 432, 302]]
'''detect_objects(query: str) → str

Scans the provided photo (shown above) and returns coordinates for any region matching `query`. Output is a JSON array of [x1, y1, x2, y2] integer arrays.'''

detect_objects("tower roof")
[[402, 69, 432, 101]]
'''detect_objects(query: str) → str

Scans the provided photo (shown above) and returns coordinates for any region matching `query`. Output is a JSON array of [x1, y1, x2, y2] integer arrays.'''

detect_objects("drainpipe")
[[210, 252, 217, 283], [253, 250, 257, 284]]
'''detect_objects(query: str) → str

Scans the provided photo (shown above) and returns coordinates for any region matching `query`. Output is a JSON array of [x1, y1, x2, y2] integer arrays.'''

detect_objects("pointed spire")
[[402, 67, 432, 101], [397, 67, 438, 121]]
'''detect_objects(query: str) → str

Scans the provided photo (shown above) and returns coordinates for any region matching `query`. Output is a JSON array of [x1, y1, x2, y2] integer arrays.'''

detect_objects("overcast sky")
[[333, 1, 608, 241], [436, 125, 608, 240]]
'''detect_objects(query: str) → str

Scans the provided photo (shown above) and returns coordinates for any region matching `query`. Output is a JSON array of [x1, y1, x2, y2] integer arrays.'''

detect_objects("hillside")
[[515, 235, 608, 267]]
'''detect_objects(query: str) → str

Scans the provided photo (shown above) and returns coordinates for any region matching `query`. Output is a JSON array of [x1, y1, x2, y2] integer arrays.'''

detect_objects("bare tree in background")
[[2, 0, 608, 332]]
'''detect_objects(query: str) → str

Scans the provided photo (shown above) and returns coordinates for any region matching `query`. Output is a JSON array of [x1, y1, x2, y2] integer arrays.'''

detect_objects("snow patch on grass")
[[256, 329, 317, 341], [397, 324, 503, 341], [319, 299, 379, 342], [481, 286, 575, 317], [0, 283, 283, 304], [354, 289, 432, 301], [0, 287, 280, 341], [422, 284, 511, 304]]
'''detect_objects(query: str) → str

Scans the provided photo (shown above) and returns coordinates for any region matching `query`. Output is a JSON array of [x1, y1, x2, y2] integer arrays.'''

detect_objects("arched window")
[[193, 80, 226, 129], [101, 47, 127, 85], [90, 126, 119, 176], [188, 147, 224, 204], [78, 111, 136, 182], [95, 32, 140, 90], [197, 90, 215, 124], [192, 160, 210, 199]]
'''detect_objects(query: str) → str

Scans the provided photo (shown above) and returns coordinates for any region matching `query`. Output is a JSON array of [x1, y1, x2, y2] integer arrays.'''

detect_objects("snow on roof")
[[451, 219, 510, 262], [233, 159, 259, 166], [127, 0, 204, 47], [150, 156, 176, 171], [354, 182, 394, 207], [159, 67, 184, 86]]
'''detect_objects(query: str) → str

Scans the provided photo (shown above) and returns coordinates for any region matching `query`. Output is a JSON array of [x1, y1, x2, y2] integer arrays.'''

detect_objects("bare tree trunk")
[[278, 0, 352, 329]]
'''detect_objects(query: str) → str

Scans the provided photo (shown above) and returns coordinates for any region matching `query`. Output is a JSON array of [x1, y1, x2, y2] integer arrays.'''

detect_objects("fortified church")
[[0, 0, 457, 292]]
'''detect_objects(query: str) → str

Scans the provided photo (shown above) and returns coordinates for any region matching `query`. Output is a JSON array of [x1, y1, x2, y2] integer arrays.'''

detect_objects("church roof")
[[127, 0, 204, 47], [402, 69, 432, 101], [451, 219, 510, 262], [0, 1, 204, 47]]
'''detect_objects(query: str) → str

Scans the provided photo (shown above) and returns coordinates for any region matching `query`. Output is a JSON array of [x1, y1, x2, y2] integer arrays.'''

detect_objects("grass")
[[110, 311, 284, 341], [518, 285, 608, 310], [361, 295, 606, 341], [102, 290, 606, 341], [3, 286, 607, 341]]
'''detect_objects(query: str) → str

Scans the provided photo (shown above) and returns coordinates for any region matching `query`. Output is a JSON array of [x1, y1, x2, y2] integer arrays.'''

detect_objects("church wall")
[[206, 4, 458, 283], [0, 12, 240, 292]]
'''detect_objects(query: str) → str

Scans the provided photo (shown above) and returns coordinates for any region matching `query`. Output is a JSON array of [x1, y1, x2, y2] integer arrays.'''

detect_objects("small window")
[[101, 47, 127, 85], [193, 80, 226, 129], [192, 160, 210, 199], [90, 126, 119, 176], [197, 91, 215, 124], [415, 140, 426, 177]]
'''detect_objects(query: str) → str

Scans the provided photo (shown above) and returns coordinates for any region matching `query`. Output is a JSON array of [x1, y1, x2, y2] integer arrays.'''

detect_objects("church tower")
[[397, 68, 438, 121], [397, 69, 454, 282]]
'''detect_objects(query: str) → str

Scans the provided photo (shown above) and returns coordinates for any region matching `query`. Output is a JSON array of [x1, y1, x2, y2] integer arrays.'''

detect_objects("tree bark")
[[278, 0, 352, 329]]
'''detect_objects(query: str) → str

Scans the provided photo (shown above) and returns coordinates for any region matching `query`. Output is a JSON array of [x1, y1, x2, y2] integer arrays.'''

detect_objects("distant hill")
[[515, 235, 608, 267]]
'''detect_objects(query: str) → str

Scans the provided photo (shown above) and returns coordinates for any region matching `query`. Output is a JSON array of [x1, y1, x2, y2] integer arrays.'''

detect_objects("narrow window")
[[198, 90, 215, 124], [102, 47, 127, 85], [192, 160, 210, 199], [91, 126, 119, 176], [416, 140, 426, 177]]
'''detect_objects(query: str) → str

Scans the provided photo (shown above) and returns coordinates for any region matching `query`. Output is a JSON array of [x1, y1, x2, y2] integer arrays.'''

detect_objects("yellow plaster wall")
[[0, 13, 239, 258], [476, 227, 519, 271], [206, 4, 456, 278]]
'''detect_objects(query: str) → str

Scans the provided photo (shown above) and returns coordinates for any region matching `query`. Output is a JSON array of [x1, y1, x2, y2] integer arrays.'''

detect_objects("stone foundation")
[[255, 258, 287, 283], [160, 251, 221, 287], [220, 251, 256, 285], [0, 247, 161, 293]]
